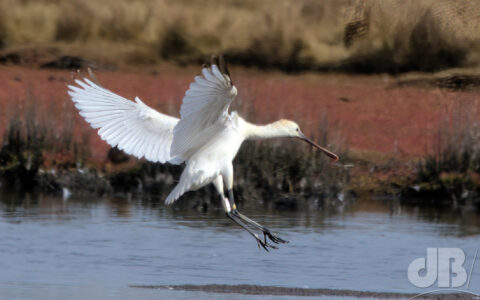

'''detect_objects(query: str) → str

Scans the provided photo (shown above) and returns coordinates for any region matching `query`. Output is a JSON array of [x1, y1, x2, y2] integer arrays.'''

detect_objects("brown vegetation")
[[0, 0, 479, 73], [406, 101, 480, 204], [0, 66, 347, 202], [2, 65, 479, 204]]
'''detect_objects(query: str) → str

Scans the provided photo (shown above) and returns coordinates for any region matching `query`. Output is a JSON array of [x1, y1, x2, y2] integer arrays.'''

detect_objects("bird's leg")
[[227, 189, 288, 245], [214, 176, 275, 251], [234, 211, 289, 244], [221, 195, 276, 251]]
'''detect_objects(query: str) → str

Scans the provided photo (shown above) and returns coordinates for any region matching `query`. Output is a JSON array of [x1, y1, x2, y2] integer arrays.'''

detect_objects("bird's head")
[[276, 119, 339, 161]]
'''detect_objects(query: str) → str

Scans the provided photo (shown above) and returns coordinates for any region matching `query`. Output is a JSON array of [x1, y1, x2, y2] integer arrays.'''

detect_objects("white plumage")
[[68, 58, 338, 250], [68, 63, 240, 204], [171, 64, 237, 160], [68, 78, 178, 163]]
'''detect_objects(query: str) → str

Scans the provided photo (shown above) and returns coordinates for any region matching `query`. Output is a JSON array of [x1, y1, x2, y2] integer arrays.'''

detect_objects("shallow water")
[[0, 192, 479, 299]]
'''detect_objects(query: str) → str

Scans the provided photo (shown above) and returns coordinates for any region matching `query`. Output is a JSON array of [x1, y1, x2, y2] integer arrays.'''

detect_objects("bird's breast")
[[192, 126, 244, 163]]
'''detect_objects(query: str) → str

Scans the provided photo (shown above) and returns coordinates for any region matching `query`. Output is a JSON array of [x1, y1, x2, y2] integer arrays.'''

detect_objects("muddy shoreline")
[[132, 284, 476, 299]]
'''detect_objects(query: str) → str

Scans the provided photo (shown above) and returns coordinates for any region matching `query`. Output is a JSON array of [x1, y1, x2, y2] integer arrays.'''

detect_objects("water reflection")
[[1, 192, 480, 236]]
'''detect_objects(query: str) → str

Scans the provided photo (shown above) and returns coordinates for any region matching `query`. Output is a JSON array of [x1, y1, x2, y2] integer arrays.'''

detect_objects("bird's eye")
[[296, 128, 299, 132]]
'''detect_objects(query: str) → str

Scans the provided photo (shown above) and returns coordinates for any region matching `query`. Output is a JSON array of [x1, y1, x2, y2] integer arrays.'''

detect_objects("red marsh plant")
[[414, 99, 480, 202]]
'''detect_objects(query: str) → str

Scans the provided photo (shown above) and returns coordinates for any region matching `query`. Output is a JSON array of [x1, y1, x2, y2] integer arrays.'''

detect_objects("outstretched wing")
[[170, 63, 237, 159], [68, 78, 179, 163]]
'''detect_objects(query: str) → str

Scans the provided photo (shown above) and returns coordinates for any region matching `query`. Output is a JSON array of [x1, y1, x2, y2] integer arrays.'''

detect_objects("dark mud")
[[395, 74, 480, 91], [132, 284, 476, 299]]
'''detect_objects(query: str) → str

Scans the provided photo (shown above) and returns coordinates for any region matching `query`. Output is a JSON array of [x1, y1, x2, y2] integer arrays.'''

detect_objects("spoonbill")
[[68, 56, 339, 250]]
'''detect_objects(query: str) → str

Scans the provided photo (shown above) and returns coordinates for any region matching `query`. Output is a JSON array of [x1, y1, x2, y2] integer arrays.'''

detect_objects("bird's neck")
[[243, 120, 286, 140]]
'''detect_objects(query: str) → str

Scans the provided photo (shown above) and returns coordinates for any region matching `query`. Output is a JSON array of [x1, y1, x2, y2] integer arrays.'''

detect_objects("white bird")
[[68, 56, 339, 250]]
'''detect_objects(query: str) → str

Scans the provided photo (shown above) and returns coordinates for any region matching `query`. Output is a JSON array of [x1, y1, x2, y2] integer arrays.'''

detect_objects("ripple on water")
[[0, 193, 479, 298]]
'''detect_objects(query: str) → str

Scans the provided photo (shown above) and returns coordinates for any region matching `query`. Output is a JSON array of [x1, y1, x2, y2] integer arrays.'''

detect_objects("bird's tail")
[[165, 181, 188, 205], [165, 163, 214, 205]]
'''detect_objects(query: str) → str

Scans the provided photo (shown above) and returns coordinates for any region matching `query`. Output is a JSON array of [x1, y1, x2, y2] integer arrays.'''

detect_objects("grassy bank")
[[0, 91, 348, 207], [1, 65, 479, 208], [0, 0, 479, 73], [403, 102, 480, 206]]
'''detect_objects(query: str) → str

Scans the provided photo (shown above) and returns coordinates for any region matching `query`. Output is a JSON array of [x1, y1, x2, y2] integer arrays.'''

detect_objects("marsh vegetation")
[[0, 92, 348, 206], [406, 102, 480, 206], [0, 0, 478, 73], [0, 0, 479, 207]]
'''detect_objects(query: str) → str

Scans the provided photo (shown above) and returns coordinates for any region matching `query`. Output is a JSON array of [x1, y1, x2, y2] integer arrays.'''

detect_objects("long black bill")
[[299, 134, 339, 161]]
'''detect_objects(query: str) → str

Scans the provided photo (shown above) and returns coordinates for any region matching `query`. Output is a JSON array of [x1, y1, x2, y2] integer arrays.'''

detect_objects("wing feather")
[[171, 64, 237, 159], [68, 78, 180, 163]]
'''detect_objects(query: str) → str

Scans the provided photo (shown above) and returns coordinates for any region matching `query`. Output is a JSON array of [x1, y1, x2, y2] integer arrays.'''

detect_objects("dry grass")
[[0, 72, 348, 199], [0, 91, 91, 161], [344, 0, 480, 73], [420, 101, 480, 178], [0, 91, 92, 190], [411, 100, 480, 202], [0, 0, 478, 72]]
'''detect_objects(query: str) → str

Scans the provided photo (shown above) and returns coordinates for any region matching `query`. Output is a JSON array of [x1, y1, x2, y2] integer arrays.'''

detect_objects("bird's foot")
[[227, 211, 280, 252], [262, 229, 289, 245], [231, 210, 289, 245], [254, 233, 278, 252]]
